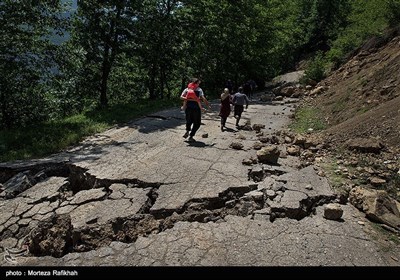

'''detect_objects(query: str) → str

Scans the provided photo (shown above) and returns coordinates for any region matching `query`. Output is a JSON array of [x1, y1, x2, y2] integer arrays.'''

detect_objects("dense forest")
[[1, 0, 399, 161]]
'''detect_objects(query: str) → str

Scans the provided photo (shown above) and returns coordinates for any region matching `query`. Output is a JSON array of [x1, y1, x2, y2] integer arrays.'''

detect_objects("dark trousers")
[[220, 117, 227, 127], [234, 105, 244, 125], [185, 107, 201, 137]]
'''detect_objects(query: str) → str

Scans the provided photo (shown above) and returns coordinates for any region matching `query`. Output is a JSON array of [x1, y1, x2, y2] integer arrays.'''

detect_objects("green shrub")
[[300, 52, 326, 84], [386, 0, 400, 26]]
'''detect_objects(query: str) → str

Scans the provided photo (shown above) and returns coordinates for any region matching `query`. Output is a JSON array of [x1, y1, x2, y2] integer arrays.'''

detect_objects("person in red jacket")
[[181, 81, 203, 111], [180, 79, 210, 142]]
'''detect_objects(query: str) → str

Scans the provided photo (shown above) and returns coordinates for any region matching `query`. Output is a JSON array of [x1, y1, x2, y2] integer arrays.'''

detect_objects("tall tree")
[[135, 0, 184, 100], [175, 0, 276, 90], [72, 0, 140, 107], [386, 0, 400, 26], [296, 0, 350, 52], [0, 0, 66, 128]]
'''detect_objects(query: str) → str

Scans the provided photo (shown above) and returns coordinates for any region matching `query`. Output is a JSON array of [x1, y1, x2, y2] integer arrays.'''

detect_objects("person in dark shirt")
[[242, 81, 252, 100], [232, 87, 250, 127], [224, 79, 234, 95]]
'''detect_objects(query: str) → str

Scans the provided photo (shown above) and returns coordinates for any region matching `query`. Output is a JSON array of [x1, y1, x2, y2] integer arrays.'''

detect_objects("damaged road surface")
[[0, 97, 390, 266]]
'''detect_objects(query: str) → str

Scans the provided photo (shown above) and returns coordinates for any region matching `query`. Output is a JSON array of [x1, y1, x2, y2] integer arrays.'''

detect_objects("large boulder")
[[324, 203, 344, 221], [349, 187, 400, 230], [257, 146, 280, 165], [346, 138, 384, 153]]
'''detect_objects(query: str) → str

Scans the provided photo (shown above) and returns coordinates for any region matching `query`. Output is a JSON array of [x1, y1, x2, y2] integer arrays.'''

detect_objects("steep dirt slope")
[[294, 30, 400, 205], [316, 34, 400, 151], [295, 33, 400, 263]]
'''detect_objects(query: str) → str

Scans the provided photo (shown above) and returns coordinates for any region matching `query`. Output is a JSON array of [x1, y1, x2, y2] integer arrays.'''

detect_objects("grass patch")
[[360, 78, 368, 87], [357, 106, 370, 114], [0, 98, 180, 162], [332, 91, 352, 114], [320, 160, 346, 189], [289, 106, 326, 133], [332, 100, 346, 114], [371, 223, 400, 248]]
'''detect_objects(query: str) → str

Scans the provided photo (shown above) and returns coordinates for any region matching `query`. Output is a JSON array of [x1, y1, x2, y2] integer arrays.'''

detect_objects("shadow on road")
[[222, 127, 238, 133], [127, 102, 221, 135], [185, 140, 216, 148]]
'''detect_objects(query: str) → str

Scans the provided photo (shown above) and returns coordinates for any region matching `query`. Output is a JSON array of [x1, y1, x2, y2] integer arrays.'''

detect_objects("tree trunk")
[[99, 4, 122, 108], [148, 65, 157, 100], [0, 85, 6, 128], [180, 77, 186, 93], [100, 55, 110, 108], [165, 75, 172, 99], [159, 68, 165, 99]]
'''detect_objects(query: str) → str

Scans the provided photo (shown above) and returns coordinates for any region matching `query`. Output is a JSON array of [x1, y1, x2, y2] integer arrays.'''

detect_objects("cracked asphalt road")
[[0, 96, 395, 266]]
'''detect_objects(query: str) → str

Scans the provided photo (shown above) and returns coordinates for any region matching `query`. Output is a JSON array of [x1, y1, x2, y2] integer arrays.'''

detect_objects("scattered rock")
[[244, 190, 264, 201], [305, 184, 313, 191], [265, 190, 276, 198], [257, 146, 280, 165], [27, 214, 73, 258], [258, 136, 270, 143], [324, 203, 344, 221], [346, 138, 384, 153], [349, 187, 400, 230], [293, 135, 306, 147], [230, 142, 244, 150], [369, 177, 386, 186], [253, 142, 265, 150], [242, 158, 254, 166], [236, 134, 246, 140], [253, 124, 265, 132], [287, 146, 301, 156]]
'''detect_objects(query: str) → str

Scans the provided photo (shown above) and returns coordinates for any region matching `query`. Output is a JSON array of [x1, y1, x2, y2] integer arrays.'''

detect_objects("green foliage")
[[386, 0, 400, 27], [301, 51, 326, 84], [134, 0, 186, 100], [71, 0, 142, 107], [289, 106, 326, 133], [0, 114, 106, 162], [0, 98, 178, 162], [327, 0, 389, 66], [0, 0, 67, 129], [296, 0, 351, 52]]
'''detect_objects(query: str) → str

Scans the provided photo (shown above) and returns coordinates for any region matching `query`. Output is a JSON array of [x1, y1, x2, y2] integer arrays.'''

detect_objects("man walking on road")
[[232, 86, 249, 127], [180, 78, 210, 142]]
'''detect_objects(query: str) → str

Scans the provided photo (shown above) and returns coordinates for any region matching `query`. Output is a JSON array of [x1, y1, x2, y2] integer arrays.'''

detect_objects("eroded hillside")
[[299, 30, 400, 204], [316, 32, 400, 151]]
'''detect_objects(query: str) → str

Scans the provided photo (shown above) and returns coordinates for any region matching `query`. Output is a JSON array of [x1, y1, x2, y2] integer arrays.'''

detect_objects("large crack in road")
[[0, 97, 390, 266], [1, 159, 338, 259]]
